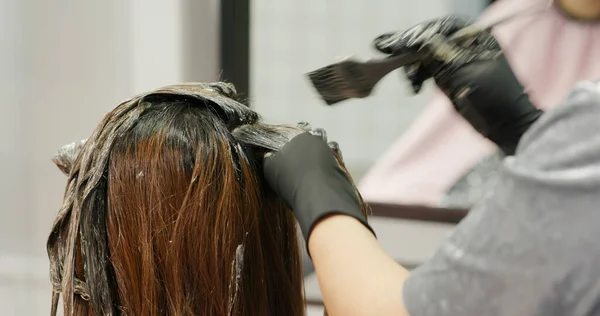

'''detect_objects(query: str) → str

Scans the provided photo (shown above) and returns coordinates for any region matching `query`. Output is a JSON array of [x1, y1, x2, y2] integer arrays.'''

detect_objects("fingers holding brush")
[[373, 15, 506, 96], [372, 32, 433, 94], [372, 15, 472, 54], [373, 16, 476, 95]]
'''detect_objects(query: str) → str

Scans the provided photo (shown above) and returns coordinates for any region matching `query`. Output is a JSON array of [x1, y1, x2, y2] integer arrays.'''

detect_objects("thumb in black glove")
[[375, 16, 472, 93], [373, 16, 543, 155]]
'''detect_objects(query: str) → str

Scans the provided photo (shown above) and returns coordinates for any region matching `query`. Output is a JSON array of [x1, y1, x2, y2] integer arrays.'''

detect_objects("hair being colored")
[[48, 82, 368, 316]]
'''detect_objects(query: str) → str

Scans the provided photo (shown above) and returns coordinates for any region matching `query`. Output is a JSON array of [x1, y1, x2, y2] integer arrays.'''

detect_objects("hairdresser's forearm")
[[309, 215, 410, 316]]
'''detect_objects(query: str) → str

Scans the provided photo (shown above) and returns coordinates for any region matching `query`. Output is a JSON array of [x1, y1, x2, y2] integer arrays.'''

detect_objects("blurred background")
[[1, 0, 492, 314]]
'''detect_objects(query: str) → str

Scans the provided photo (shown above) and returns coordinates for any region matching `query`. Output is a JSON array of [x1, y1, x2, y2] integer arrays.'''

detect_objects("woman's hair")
[[48, 82, 368, 316]]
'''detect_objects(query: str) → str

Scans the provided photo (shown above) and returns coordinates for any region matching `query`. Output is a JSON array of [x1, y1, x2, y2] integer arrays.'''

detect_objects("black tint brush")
[[307, 3, 550, 106], [306, 52, 425, 105]]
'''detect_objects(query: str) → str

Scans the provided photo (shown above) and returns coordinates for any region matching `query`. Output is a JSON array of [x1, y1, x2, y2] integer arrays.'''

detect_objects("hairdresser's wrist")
[[291, 169, 372, 241], [490, 108, 544, 155], [467, 93, 543, 156]]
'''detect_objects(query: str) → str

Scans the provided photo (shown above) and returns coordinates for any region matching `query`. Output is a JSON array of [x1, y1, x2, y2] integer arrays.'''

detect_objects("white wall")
[[0, 0, 220, 314]]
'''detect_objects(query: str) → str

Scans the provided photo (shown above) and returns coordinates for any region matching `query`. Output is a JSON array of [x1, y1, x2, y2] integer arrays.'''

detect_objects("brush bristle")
[[307, 65, 352, 105]]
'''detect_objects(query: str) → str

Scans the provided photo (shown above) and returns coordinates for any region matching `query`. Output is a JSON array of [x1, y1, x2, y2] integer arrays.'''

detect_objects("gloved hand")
[[373, 16, 543, 155], [262, 132, 373, 243]]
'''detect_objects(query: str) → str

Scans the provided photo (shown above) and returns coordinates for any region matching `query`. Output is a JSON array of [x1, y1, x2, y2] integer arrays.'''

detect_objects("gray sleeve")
[[403, 81, 600, 316]]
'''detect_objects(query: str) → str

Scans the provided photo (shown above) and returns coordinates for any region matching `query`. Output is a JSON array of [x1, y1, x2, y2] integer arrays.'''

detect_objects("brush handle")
[[361, 52, 426, 82]]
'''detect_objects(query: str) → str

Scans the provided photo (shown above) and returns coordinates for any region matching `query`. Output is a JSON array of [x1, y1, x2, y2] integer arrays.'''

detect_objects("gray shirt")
[[403, 80, 600, 316]]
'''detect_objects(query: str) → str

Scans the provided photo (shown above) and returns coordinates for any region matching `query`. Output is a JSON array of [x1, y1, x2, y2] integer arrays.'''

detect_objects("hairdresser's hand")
[[262, 130, 373, 243], [373, 16, 543, 155]]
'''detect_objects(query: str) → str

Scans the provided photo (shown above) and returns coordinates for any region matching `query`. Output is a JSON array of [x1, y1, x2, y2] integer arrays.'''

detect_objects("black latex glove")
[[373, 16, 543, 155], [263, 132, 373, 243]]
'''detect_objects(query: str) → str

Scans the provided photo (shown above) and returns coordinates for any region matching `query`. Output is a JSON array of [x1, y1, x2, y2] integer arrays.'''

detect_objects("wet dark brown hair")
[[48, 83, 368, 316]]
